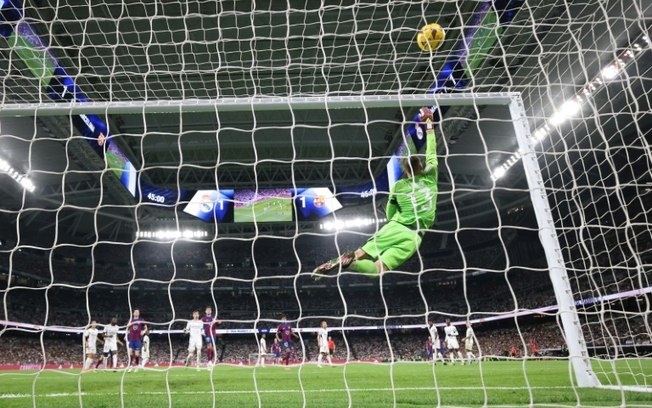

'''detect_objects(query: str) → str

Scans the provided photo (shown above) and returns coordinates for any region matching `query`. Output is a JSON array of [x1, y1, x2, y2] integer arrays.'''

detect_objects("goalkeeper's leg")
[[348, 222, 420, 278], [349, 249, 387, 277]]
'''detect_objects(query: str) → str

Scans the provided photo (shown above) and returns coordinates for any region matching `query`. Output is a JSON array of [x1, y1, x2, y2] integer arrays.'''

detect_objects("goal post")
[[509, 95, 600, 388]]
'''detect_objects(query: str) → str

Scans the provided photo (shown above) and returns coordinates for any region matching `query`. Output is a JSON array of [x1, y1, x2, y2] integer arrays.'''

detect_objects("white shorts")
[[465, 341, 474, 351], [188, 337, 203, 352], [446, 338, 459, 350], [103, 341, 118, 353], [86, 344, 97, 355], [320, 345, 329, 354]]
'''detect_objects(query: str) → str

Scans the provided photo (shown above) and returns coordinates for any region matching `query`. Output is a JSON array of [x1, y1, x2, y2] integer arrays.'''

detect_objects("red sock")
[[135, 356, 139, 366]]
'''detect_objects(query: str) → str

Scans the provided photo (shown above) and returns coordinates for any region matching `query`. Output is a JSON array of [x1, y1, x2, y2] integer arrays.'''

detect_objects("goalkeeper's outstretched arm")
[[424, 114, 438, 179]]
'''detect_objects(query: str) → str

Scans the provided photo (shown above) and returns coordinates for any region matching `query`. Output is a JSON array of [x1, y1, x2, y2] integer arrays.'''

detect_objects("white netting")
[[0, 0, 651, 405]]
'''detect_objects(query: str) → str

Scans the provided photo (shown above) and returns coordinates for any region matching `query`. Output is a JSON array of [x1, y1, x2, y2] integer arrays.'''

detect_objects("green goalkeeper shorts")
[[360, 221, 422, 270]]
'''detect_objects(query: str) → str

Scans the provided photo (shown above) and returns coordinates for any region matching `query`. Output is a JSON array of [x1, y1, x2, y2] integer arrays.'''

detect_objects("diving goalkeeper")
[[313, 107, 438, 278]]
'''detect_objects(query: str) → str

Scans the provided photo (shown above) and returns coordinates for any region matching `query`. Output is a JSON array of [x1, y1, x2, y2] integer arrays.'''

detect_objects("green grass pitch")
[[234, 197, 292, 222], [105, 151, 126, 179], [1, 361, 651, 407]]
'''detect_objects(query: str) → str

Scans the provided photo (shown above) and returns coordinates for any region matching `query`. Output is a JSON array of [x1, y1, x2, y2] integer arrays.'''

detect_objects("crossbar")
[[0, 92, 519, 116]]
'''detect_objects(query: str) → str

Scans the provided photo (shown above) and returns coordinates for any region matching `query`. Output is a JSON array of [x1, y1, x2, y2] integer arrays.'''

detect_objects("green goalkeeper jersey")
[[386, 128, 438, 230]]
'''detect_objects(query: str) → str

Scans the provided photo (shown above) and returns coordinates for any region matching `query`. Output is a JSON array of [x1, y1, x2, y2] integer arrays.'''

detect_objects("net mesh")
[[0, 0, 651, 405]]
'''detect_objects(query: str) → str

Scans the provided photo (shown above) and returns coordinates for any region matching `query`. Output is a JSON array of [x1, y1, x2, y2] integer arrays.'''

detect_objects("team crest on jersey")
[[313, 195, 325, 208], [200, 194, 214, 212], [97, 133, 106, 146]]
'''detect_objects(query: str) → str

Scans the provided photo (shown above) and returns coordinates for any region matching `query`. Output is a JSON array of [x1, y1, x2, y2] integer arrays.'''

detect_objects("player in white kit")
[[82, 320, 102, 372], [184, 310, 203, 368], [317, 321, 332, 367], [462, 321, 477, 364], [444, 319, 463, 365], [427, 320, 445, 364], [102, 317, 123, 370], [257, 334, 267, 366], [140, 325, 150, 368]]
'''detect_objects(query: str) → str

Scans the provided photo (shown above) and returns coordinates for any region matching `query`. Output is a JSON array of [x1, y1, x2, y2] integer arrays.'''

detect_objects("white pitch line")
[[0, 386, 579, 399]]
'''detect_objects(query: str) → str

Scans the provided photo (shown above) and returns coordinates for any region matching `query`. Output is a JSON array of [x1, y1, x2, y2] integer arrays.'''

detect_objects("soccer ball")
[[417, 23, 445, 52]]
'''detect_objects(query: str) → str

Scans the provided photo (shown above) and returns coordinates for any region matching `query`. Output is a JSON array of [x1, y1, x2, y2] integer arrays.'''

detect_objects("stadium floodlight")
[[136, 230, 209, 240], [549, 99, 582, 126], [492, 32, 649, 180], [601, 64, 620, 80], [491, 166, 507, 181], [320, 217, 388, 231], [0, 156, 36, 193]]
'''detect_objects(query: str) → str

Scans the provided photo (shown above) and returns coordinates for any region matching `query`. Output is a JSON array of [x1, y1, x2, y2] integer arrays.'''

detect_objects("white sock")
[[112, 355, 117, 368], [84, 357, 92, 369], [318, 355, 323, 365]]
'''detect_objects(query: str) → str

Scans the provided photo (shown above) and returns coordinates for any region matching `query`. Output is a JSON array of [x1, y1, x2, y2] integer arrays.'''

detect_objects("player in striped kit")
[[275, 314, 299, 366], [184, 310, 204, 369], [317, 321, 332, 367], [127, 308, 144, 372], [82, 320, 101, 373], [271, 338, 281, 364], [201, 306, 220, 366]]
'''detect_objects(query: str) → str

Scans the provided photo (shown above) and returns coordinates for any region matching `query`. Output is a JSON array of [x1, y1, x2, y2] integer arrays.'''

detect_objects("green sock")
[[351, 259, 380, 277]]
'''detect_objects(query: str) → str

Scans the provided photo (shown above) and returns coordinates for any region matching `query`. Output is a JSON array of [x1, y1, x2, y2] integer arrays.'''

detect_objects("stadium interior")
[[0, 0, 650, 404]]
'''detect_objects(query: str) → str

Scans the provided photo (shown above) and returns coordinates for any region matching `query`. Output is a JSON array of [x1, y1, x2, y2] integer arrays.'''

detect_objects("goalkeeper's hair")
[[401, 155, 424, 177]]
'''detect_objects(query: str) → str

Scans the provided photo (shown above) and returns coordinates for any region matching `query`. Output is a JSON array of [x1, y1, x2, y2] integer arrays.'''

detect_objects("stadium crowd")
[[0, 321, 567, 367]]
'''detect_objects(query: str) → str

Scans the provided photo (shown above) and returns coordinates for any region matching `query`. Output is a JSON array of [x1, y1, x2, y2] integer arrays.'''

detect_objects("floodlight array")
[[0, 156, 36, 192], [320, 217, 388, 231], [136, 230, 209, 240], [491, 34, 650, 181]]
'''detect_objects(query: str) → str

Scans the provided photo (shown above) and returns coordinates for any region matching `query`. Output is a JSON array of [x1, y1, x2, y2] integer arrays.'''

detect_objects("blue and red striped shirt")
[[128, 318, 144, 341]]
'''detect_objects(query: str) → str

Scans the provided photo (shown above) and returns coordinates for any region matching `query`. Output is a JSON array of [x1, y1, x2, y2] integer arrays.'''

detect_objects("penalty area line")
[[0, 386, 579, 399]]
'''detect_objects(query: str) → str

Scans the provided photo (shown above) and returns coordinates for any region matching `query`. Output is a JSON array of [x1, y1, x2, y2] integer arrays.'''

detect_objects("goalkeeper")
[[313, 107, 439, 278]]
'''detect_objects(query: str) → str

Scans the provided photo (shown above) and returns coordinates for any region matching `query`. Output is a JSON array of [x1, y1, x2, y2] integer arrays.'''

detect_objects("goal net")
[[0, 0, 651, 405]]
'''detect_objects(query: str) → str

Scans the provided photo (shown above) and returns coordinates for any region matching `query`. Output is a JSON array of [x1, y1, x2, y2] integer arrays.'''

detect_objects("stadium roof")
[[0, 0, 650, 243]]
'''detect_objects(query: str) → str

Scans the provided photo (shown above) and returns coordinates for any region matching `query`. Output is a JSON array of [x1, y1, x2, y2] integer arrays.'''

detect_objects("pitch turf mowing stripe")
[[0, 386, 592, 399], [1, 361, 651, 407]]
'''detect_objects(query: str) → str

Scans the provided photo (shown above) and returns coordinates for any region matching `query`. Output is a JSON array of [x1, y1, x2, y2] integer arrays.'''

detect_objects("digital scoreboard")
[[183, 187, 341, 223]]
